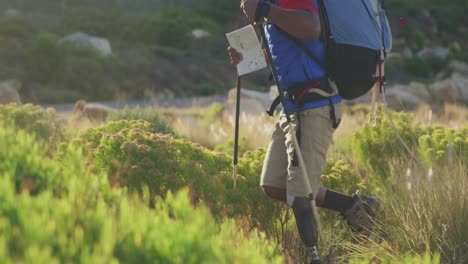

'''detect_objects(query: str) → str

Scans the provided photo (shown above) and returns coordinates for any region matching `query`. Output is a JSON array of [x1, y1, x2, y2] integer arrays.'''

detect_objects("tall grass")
[[331, 158, 466, 263], [164, 104, 275, 152]]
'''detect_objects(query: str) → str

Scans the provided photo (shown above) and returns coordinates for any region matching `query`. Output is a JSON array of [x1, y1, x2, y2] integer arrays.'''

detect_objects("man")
[[228, 0, 379, 263]]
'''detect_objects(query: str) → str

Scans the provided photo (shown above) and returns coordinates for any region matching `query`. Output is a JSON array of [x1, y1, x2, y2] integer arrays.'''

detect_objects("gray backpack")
[[283, 0, 393, 100]]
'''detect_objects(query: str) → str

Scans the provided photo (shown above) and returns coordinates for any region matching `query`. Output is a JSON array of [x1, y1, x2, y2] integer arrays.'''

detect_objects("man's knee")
[[262, 186, 286, 202]]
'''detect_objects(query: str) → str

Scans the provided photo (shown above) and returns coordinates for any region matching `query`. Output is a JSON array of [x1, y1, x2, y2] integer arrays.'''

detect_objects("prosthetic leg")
[[292, 196, 322, 264]]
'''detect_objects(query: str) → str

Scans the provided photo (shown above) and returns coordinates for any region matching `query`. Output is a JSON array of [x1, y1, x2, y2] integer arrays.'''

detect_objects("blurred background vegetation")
[[0, 0, 466, 104]]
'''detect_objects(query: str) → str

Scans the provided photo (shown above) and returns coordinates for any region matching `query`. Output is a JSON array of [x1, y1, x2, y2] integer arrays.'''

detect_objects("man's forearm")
[[266, 4, 321, 39]]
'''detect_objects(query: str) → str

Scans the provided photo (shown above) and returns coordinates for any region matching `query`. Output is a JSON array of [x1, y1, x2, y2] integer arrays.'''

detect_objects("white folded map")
[[226, 25, 267, 76]]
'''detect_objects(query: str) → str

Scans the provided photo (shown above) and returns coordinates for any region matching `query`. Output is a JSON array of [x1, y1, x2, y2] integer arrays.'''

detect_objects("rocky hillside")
[[0, 0, 466, 105]]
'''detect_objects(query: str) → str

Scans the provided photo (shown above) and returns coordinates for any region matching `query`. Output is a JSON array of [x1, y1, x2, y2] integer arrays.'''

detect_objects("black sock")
[[320, 190, 355, 214]]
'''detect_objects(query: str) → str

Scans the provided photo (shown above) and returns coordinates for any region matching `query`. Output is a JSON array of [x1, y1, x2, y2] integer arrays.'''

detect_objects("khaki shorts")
[[260, 102, 342, 198]]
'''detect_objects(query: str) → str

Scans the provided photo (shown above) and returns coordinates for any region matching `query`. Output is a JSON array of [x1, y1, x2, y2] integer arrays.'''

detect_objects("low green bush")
[[108, 106, 174, 135], [0, 124, 60, 195], [418, 126, 467, 167], [0, 104, 68, 151], [321, 160, 372, 195], [25, 31, 65, 83], [0, 123, 283, 263], [195, 0, 240, 24], [21, 31, 131, 101], [63, 9, 132, 41], [352, 108, 467, 178], [62, 120, 234, 214], [403, 57, 431, 78], [137, 7, 220, 51], [352, 108, 422, 179], [0, 17, 36, 39]]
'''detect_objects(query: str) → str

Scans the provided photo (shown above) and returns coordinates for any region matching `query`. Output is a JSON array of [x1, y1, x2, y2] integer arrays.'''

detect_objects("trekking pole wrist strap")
[[255, 0, 271, 22]]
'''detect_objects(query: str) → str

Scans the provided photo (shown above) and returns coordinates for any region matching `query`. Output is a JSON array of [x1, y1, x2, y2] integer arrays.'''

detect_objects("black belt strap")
[[328, 98, 340, 129], [267, 78, 331, 117], [291, 112, 301, 167], [267, 96, 282, 116]]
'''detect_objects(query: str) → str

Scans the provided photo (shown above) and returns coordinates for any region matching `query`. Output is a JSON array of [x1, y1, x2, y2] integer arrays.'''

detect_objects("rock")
[[408, 82, 431, 101], [430, 74, 468, 103], [417, 47, 450, 61], [450, 42, 461, 52], [224, 87, 274, 115], [191, 29, 212, 40], [448, 61, 468, 75], [385, 86, 428, 107], [451, 74, 468, 102], [4, 9, 20, 17], [386, 52, 403, 65], [402, 47, 413, 58], [58, 32, 112, 56], [0, 80, 22, 105]]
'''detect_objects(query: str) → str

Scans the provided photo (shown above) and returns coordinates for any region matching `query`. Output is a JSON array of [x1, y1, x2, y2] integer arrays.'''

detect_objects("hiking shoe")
[[343, 194, 380, 237]]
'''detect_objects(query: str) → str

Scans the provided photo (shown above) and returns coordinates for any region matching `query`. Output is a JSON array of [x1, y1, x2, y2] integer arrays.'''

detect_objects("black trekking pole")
[[232, 75, 242, 189], [258, 24, 326, 249]]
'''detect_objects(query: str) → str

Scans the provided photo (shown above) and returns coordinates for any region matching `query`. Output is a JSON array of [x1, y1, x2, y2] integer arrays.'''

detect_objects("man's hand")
[[240, 0, 260, 22], [227, 46, 243, 65]]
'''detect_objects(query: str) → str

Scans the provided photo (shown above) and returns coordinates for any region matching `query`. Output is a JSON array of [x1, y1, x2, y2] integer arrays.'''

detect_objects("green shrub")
[[418, 126, 467, 167], [62, 121, 282, 234], [321, 160, 372, 195], [108, 106, 174, 135], [23, 31, 122, 100], [138, 7, 219, 51], [0, 121, 284, 263], [0, 172, 282, 263], [408, 30, 426, 50], [63, 9, 132, 41], [0, 17, 36, 39], [59, 119, 153, 158], [449, 49, 468, 63], [215, 137, 250, 156], [0, 104, 68, 151], [0, 124, 59, 195], [352, 108, 422, 179], [62, 120, 233, 213], [352, 108, 467, 178], [403, 57, 431, 78], [195, 0, 240, 23], [25, 31, 65, 83], [55, 55, 114, 100], [234, 149, 283, 233]]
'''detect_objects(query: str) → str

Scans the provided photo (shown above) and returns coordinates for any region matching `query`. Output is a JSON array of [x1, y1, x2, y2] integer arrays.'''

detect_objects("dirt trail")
[[41, 94, 228, 117]]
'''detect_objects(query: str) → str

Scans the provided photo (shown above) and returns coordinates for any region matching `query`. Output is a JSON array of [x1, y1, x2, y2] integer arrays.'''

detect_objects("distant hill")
[[0, 0, 466, 104]]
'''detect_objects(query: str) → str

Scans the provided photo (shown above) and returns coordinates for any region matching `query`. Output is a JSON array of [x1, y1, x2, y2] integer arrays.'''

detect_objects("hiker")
[[229, 0, 380, 263]]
